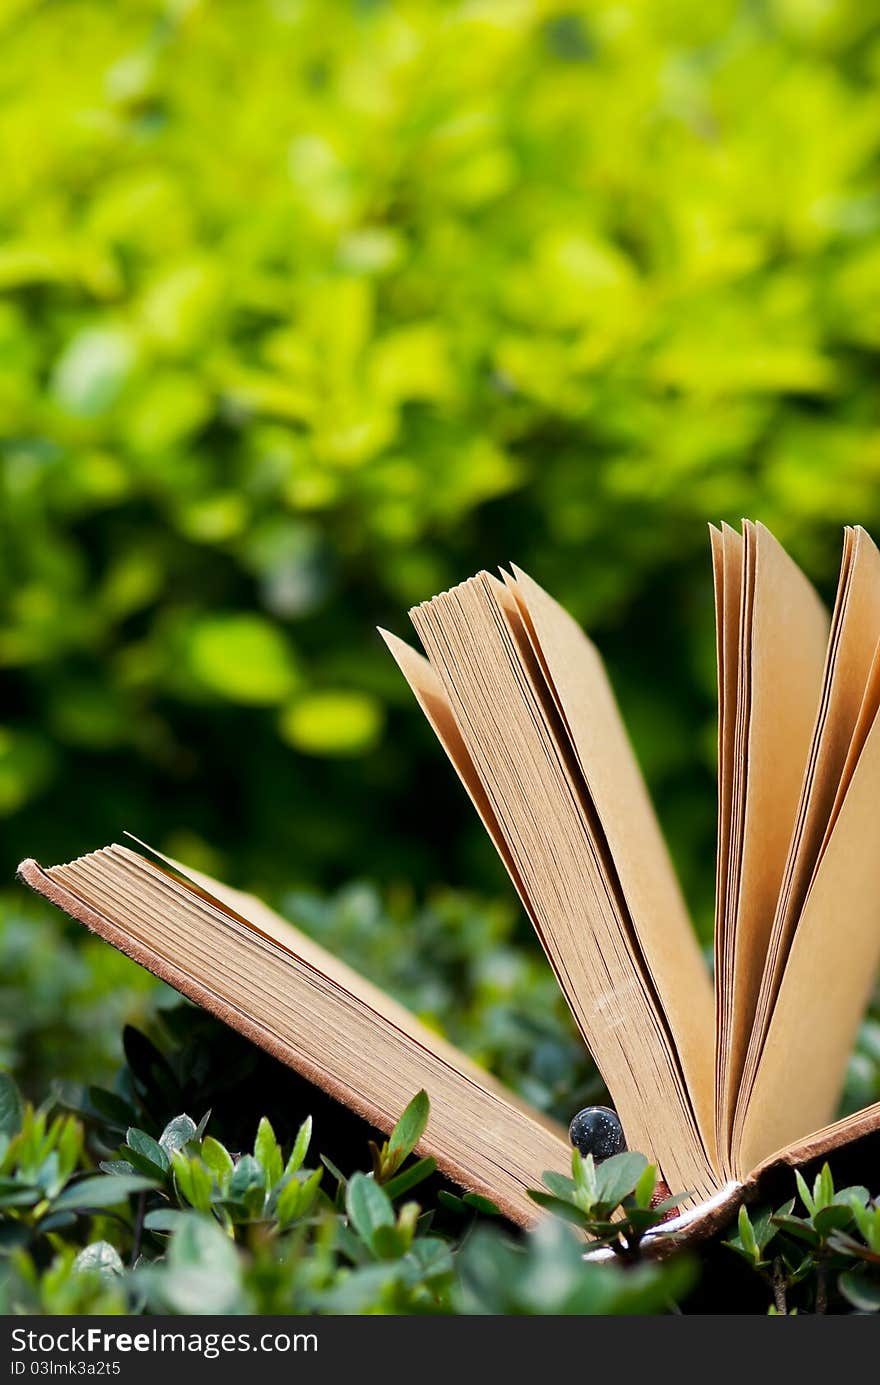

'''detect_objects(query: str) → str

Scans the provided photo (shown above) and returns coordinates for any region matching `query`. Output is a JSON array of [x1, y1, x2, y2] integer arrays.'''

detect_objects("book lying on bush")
[[18, 521, 880, 1241]]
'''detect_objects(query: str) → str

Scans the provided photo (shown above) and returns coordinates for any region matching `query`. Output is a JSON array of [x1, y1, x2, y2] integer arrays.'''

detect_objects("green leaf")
[[229, 1153, 263, 1200], [86, 1087, 136, 1131], [462, 1192, 502, 1216], [0, 1181, 40, 1208], [201, 1137, 234, 1186], [770, 1213, 820, 1247], [285, 1115, 312, 1176], [143, 1208, 189, 1233], [572, 1149, 599, 1205], [595, 1151, 649, 1210], [346, 1172, 394, 1250], [839, 1269, 880, 1312], [159, 1114, 198, 1157], [53, 1174, 157, 1211], [814, 1163, 835, 1212], [187, 614, 299, 705], [371, 1222, 410, 1260], [738, 1205, 759, 1261], [795, 1169, 815, 1216], [126, 1127, 170, 1172], [541, 1170, 577, 1200], [172, 1153, 213, 1214], [0, 1072, 23, 1138], [254, 1116, 283, 1187], [160, 1216, 242, 1314], [279, 690, 383, 756], [813, 1203, 856, 1237], [526, 1189, 592, 1229], [99, 1160, 137, 1177], [89, 1088, 135, 1126], [382, 1090, 429, 1176], [276, 1166, 322, 1227], [633, 1162, 658, 1210], [73, 1241, 124, 1282], [405, 1237, 453, 1282], [382, 1156, 436, 1202]]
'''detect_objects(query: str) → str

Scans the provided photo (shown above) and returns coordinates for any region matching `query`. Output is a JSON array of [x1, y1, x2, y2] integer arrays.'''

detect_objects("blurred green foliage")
[[3, 0, 880, 929]]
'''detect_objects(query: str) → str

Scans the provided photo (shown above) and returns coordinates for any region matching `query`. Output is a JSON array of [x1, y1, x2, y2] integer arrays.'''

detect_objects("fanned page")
[[18, 846, 570, 1227], [395, 573, 717, 1202], [735, 528, 880, 1172], [712, 521, 829, 1175]]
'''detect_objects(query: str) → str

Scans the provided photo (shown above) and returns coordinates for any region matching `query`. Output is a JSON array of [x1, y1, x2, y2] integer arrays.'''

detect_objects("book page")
[[732, 529, 880, 1159], [710, 522, 743, 1162], [715, 522, 829, 1169], [504, 565, 715, 1160], [20, 847, 570, 1226], [736, 683, 880, 1172], [406, 575, 717, 1199], [128, 832, 555, 1128]]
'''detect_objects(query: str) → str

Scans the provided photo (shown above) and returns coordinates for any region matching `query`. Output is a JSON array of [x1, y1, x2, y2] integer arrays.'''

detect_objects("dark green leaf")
[[382, 1156, 436, 1202], [53, 1174, 157, 1211]]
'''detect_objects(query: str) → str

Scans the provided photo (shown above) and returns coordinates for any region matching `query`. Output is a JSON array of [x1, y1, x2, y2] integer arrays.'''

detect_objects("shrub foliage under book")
[[2, 1019, 880, 1314]]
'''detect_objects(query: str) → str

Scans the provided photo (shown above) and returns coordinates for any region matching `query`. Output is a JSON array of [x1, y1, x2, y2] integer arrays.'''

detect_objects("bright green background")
[[4, 0, 880, 1107]]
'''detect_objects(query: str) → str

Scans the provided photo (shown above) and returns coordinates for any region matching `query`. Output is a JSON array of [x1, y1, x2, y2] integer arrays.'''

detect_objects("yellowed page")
[[22, 847, 569, 1227], [129, 831, 554, 1127], [378, 630, 525, 895], [732, 528, 880, 1159], [737, 691, 880, 1172], [406, 576, 717, 1200], [718, 522, 828, 1163], [710, 522, 744, 1164], [506, 564, 715, 1159]]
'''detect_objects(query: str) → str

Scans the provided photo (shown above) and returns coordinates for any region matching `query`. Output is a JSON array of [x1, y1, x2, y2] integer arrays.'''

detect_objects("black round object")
[[568, 1106, 627, 1163]]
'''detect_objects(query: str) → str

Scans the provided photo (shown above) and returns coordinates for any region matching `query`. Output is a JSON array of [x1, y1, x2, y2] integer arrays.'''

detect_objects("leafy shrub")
[[3, 1, 880, 924], [0, 1067, 690, 1316]]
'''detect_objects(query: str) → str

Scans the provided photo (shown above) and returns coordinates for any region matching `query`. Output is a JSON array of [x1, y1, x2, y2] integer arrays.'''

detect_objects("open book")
[[18, 521, 880, 1242]]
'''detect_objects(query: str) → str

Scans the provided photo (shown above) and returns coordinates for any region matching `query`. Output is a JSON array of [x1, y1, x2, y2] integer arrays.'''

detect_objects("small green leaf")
[[201, 1137, 234, 1186], [738, 1205, 758, 1261], [382, 1091, 429, 1177], [285, 1115, 312, 1176], [144, 1208, 189, 1233], [99, 1160, 137, 1177], [346, 1172, 394, 1250], [173, 1153, 213, 1214], [595, 1151, 649, 1210], [73, 1241, 124, 1282], [228, 1153, 263, 1200], [382, 1156, 436, 1202], [633, 1162, 658, 1210], [159, 1114, 198, 1157], [541, 1170, 577, 1200], [53, 1174, 156, 1211], [526, 1189, 592, 1228], [276, 1166, 322, 1227], [254, 1116, 283, 1187], [815, 1163, 835, 1212], [462, 1192, 502, 1216], [795, 1169, 815, 1216], [127, 1127, 170, 1172]]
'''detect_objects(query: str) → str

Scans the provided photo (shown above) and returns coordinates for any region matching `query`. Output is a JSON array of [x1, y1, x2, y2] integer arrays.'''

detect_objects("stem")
[[771, 1257, 787, 1315], [815, 1262, 828, 1315], [130, 1191, 146, 1267]]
